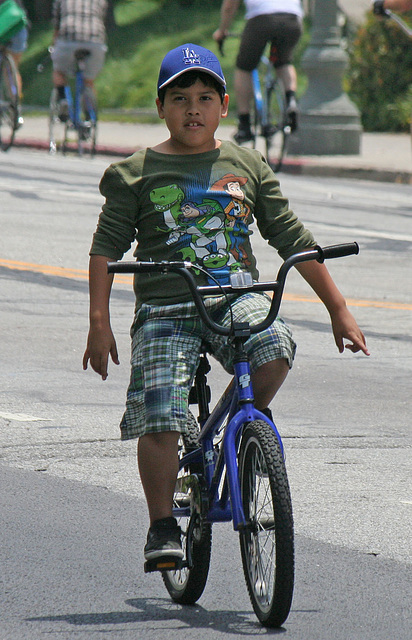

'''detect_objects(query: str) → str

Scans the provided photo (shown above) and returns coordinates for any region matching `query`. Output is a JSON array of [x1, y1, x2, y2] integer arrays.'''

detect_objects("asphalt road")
[[1, 148, 411, 639]]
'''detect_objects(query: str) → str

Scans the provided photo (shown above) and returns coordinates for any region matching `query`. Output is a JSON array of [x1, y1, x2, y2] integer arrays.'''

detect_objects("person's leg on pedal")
[[119, 307, 202, 568], [138, 431, 183, 561], [234, 68, 255, 143], [233, 16, 267, 143], [276, 63, 298, 131], [209, 293, 296, 416]]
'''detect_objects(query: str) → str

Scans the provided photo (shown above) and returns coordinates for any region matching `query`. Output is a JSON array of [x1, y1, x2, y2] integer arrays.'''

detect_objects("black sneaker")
[[144, 517, 183, 562], [233, 127, 254, 144]]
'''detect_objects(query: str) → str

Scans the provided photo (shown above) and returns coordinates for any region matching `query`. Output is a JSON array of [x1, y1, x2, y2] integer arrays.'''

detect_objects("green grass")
[[20, 0, 308, 117]]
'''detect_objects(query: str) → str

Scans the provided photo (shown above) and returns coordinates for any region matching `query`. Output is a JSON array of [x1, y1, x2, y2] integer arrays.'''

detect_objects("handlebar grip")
[[107, 261, 156, 273], [317, 242, 359, 263]]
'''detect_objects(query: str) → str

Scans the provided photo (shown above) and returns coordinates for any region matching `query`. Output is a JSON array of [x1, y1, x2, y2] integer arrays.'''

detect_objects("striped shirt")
[[52, 0, 108, 44]]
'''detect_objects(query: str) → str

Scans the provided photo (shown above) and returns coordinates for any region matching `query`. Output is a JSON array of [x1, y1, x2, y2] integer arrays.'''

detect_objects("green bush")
[[346, 13, 412, 132]]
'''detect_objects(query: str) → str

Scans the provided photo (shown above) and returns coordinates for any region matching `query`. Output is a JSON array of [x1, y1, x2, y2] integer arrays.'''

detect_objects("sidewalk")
[[13, 115, 412, 184]]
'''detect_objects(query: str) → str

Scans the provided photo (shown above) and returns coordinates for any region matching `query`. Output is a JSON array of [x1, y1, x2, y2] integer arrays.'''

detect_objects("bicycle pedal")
[[144, 555, 183, 573]]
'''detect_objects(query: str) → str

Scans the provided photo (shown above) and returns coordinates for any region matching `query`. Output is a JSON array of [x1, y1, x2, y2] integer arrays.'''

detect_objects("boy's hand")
[[83, 325, 120, 380], [330, 307, 370, 356]]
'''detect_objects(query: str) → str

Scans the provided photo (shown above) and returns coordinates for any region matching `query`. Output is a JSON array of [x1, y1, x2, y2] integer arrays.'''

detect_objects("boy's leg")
[[137, 431, 180, 525], [138, 431, 183, 569], [252, 358, 289, 410]]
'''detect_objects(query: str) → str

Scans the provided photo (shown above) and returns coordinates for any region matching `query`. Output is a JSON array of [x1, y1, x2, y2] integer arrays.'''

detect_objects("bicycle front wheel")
[[0, 54, 18, 151], [264, 79, 289, 172], [239, 420, 294, 627], [163, 412, 212, 604]]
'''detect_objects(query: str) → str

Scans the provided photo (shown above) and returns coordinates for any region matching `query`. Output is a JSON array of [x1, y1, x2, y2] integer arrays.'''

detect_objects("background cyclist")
[[50, 0, 108, 122], [213, 0, 303, 143]]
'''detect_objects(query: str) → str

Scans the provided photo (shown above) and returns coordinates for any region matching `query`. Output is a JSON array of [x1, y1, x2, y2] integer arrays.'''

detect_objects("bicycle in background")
[[219, 38, 291, 172], [47, 47, 98, 157], [383, 8, 412, 36], [108, 242, 360, 628], [0, 43, 19, 151]]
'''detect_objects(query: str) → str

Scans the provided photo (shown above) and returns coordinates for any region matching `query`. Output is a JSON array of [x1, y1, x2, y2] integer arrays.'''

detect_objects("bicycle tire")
[[238, 420, 294, 627], [0, 54, 18, 152], [251, 68, 263, 150], [162, 411, 212, 604], [78, 86, 97, 157], [264, 79, 289, 173]]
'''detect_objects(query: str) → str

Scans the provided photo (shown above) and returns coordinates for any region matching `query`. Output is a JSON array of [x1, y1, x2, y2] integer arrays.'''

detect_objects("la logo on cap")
[[182, 47, 201, 66]]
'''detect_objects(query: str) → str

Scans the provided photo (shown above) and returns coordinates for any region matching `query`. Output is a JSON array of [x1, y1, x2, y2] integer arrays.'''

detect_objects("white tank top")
[[244, 0, 303, 20]]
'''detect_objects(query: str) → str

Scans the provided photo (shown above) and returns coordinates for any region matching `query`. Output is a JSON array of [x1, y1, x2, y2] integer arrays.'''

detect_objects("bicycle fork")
[[208, 357, 285, 531]]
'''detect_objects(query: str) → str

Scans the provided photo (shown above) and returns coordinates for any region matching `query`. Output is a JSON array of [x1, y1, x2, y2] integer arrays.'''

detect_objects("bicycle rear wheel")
[[163, 412, 212, 604], [239, 420, 294, 627], [77, 86, 97, 157], [264, 79, 290, 172], [0, 54, 18, 152]]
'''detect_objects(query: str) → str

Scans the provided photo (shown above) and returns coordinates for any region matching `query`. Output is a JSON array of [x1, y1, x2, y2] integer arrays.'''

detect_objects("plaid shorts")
[[120, 293, 296, 440]]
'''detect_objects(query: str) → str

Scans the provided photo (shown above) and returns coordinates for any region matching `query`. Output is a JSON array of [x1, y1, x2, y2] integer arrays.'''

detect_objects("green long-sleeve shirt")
[[91, 140, 315, 308]]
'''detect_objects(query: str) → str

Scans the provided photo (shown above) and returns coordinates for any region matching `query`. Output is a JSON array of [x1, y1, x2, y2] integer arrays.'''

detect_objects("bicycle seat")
[[74, 48, 91, 61]]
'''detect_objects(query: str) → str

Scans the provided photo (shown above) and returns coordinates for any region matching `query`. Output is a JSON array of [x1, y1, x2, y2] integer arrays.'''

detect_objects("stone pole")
[[288, 0, 362, 155]]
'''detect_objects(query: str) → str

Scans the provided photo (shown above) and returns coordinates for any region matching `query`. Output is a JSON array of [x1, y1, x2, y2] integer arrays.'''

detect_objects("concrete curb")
[[13, 137, 412, 185], [281, 159, 412, 185]]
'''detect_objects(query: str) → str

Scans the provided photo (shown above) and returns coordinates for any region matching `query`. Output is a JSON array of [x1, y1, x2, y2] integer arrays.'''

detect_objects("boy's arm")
[[296, 260, 370, 356], [82, 254, 120, 380]]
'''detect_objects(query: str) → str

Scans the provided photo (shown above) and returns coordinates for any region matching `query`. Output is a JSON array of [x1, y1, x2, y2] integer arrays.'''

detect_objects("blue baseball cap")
[[157, 43, 226, 93]]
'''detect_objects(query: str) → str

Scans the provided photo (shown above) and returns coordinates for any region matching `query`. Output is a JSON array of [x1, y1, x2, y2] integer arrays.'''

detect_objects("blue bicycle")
[[108, 242, 359, 628], [48, 47, 97, 156], [250, 47, 291, 173]]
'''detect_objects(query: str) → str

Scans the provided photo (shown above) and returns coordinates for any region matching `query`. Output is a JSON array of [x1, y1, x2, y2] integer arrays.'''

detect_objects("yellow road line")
[[0, 258, 131, 284], [1, 258, 411, 311]]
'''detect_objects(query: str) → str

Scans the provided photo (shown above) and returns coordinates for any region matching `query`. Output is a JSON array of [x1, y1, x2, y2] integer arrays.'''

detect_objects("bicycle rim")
[[265, 82, 289, 172], [239, 420, 294, 627], [163, 415, 211, 604], [0, 56, 18, 152]]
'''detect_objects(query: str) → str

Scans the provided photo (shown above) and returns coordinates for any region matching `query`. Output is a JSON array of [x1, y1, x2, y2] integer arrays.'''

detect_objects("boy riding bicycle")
[[83, 43, 369, 568]]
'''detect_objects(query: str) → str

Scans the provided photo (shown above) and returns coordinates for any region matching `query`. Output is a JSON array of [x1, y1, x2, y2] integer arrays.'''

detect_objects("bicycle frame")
[[177, 354, 285, 531], [252, 55, 274, 131], [64, 63, 96, 129]]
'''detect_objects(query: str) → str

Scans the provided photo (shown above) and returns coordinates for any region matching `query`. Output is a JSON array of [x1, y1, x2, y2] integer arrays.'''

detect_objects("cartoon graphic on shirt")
[[178, 200, 227, 259], [150, 173, 252, 285], [210, 174, 252, 265], [151, 184, 191, 250]]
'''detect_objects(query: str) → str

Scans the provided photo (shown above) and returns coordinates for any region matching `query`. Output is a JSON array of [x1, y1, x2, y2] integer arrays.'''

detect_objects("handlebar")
[[216, 32, 240, 56], [108, 243, 359, 338], [386, 10, 412, 37]]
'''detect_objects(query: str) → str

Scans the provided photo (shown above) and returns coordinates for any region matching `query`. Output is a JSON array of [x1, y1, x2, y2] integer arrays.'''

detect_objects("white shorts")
[[52, 39, 107, 80]]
